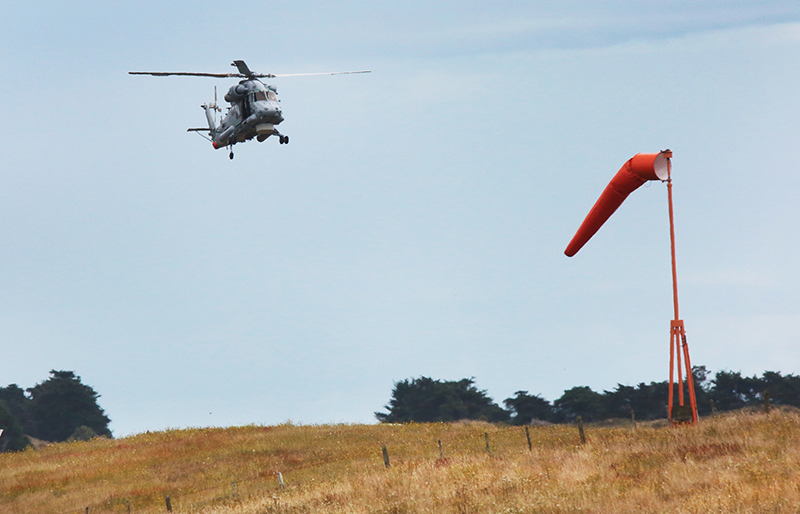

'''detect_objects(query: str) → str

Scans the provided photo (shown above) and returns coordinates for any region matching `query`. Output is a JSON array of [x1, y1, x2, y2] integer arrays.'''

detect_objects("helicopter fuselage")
[[209, 79, 285, 149], [130, 60, 369, 159]]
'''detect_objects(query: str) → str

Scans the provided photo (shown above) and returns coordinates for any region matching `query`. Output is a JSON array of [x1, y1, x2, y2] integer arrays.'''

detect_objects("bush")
[[68, 425, 99, 442]]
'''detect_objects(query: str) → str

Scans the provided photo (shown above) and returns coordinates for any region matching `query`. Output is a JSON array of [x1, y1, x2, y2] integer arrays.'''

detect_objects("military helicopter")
[[130, 60, 370, 159]]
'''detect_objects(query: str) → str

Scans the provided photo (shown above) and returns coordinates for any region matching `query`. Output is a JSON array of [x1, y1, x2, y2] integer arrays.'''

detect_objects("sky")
[[2, 1, 800, 437]]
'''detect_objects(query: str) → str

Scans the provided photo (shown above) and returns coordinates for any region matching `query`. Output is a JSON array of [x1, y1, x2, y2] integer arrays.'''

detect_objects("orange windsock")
[[564, 151, 671, 257]]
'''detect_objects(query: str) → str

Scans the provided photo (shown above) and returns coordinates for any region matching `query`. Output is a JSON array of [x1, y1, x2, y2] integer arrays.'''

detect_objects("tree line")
[[375, 367, 800, 424], [0, 370, 111, 452]]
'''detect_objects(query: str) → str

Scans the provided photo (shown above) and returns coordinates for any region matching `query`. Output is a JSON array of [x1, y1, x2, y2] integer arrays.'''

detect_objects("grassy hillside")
[[2, 409, 799, 513]]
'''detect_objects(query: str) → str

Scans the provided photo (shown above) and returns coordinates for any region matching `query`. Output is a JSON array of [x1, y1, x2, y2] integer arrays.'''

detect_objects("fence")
[[15, 420, 615, 514]]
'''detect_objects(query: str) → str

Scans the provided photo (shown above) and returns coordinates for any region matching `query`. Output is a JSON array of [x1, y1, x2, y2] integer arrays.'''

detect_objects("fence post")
[[382, 445, 391, 468], [484, 432, 491, 455], [277, 471, 286, 489], [576, 416, 586, 445], [525, 426, 532, 451], [438, 439, 443, 459], [631, 409, 637, 429], [165, 495, 173, 512]]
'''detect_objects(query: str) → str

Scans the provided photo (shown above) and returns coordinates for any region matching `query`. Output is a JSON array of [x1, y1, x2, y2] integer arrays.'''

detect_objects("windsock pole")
[[564, 149, 698, 424], [665, 151, 698, 424]]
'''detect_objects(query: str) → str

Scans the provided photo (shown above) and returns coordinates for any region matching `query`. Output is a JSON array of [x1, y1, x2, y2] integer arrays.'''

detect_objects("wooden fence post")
[[484, 432, 491, 455], [525, 426, 532, 451], [631, 409, 637, 429], [576, 416, 586, 445], [165, 495, 173, 512], [382, 445, 390, 468], [438, 439, 443, 459], [277, 471, 286, 489]]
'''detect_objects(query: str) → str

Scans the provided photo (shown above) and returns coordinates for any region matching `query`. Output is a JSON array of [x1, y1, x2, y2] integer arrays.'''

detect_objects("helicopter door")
[[243, 95, 252, 118]]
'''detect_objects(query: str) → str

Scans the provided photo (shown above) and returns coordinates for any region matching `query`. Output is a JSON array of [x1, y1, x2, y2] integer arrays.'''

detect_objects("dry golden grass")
[[2, 409, 800, 513]]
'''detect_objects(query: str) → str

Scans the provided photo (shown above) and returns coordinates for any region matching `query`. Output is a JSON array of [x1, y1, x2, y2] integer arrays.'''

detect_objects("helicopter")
[[129, 60, 370, 159]]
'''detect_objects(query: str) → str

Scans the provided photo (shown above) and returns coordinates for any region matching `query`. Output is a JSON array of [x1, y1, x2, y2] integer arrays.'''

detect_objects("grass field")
[[2, 408, 800, 513]]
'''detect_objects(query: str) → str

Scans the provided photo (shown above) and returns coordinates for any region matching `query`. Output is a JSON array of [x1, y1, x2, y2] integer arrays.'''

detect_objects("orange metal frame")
[[665, 151, 698, 424]]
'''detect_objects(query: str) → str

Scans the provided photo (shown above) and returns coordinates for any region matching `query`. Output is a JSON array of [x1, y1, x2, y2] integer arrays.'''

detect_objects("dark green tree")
[[27, 370, 111, 442], [552, 386, 605, 422], [604, 383, 646, 419], [710, 370, 761, 411], [0, 384, 35, 434], [376, 377, 510, 423], [0, 402, 31, 452], [690, 365, 713, 416], [503, 391, 553, 425], [759, 371, 800, 408], [636, 380, 671, 419], [603, 366, 711, 421]]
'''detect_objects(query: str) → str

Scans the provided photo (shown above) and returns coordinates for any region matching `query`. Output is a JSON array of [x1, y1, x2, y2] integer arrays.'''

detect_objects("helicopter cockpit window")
[[267, 91, 277, 101], [253, 91, 268, 102]]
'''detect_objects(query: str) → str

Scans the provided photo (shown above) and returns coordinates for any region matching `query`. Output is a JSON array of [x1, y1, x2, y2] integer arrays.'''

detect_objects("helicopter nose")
[[265, 109, 283, 123], [255, 104, 282, 123]]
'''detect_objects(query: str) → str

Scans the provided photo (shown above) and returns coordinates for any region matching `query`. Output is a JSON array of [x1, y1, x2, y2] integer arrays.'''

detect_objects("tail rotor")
[[205, 85, 222, 113], [197, 86, 222, 138]]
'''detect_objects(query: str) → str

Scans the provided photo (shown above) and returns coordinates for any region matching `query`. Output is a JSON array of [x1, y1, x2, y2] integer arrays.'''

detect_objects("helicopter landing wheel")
[[229, 150, 234, 160], [279, 135, 289, 145]]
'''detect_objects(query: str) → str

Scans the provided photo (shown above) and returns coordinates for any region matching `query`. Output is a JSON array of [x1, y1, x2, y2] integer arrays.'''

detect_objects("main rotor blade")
[[128, 71, 251, 78], [271, 70, 371, 77], [232, 60, 254, 77], [129, 70, 369, 78]]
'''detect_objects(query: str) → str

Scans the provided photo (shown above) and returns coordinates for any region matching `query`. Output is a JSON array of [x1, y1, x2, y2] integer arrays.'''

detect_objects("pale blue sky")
[[2, 1, 799, 436]]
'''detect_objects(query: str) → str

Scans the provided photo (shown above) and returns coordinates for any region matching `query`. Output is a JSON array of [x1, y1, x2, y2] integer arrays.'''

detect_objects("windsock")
[[564, 151, 671, 257]]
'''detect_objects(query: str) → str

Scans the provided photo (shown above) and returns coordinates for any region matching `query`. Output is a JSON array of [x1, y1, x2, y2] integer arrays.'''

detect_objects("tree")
[[602, 381, 668, 420], [759, 371, 800, 408], [690, 365, 713, 416], [376, 377, 510, 423], [603, 384, 639, 419], [0, 384, 35, 434], [710, 370, 761, 411], [503, 391, 553, 425], [552, 386, 605, 422], [27, 370, 111, 442], [0, 402, 30, 452]]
